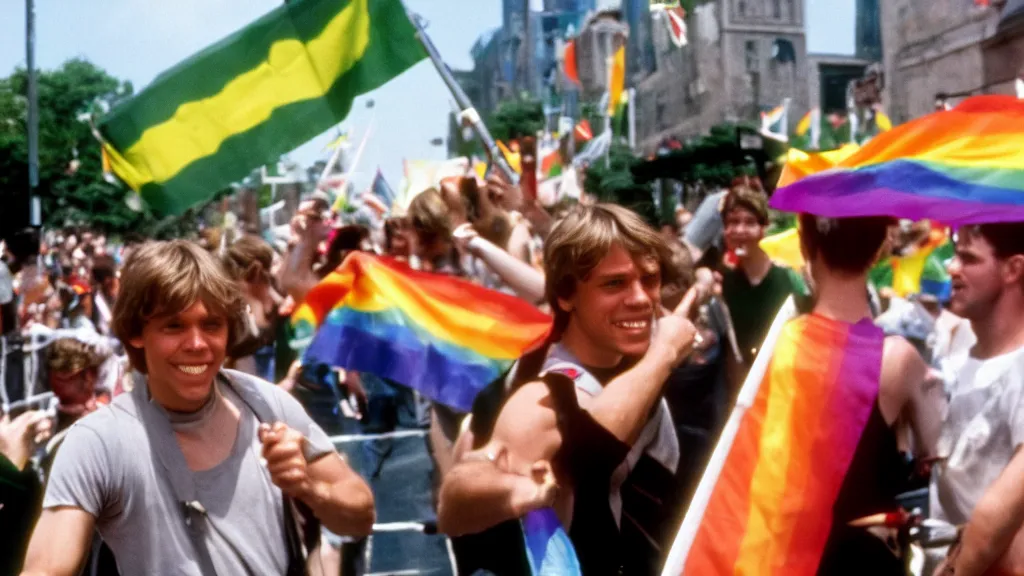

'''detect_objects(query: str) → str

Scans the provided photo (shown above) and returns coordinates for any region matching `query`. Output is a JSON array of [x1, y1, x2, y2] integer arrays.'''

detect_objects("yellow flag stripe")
[[123, 0, 370, 188]]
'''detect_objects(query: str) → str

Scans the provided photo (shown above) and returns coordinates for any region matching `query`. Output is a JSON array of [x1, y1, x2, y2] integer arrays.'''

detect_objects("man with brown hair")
[[930, 222, 1024, 576], [437, 203, 700, 574], [22, 240, 374, 576], [719, 183, 807, 382]]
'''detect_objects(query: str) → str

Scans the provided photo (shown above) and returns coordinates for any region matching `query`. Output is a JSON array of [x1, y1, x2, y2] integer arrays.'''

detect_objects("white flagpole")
[[810, 107, 821, 150], [659, 296, 798, 576]]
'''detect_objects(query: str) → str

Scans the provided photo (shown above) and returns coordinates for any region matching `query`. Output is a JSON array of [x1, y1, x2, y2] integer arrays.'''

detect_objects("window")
[[745, 40, 759, 72], [737, 0, 748, 16], [771, 38, 796, 64], [773, 0, 782, 18]]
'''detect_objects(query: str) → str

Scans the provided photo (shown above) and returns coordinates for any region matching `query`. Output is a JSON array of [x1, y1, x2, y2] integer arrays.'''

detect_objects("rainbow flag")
[[759, 227, 804, 270], [522, 508, 582, 575], [292, 252, 552, 411], [771, 95, 1024, 225], [670, 313, 884, 575], [871, 232, 953, 301], [776, 144, 860, 189]]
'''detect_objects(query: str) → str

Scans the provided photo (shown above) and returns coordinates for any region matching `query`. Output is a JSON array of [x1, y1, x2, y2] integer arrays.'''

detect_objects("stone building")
[[879, 0, 1020, 123], [633, 0, 809, 152]]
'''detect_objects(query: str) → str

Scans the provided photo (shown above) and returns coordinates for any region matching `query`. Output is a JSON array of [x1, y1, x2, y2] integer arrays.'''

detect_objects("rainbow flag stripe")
[[293, 252, 552, 411], [522, 508, 582, 575], [771, 95, 1024, 225], [681, 314, 883, 575]]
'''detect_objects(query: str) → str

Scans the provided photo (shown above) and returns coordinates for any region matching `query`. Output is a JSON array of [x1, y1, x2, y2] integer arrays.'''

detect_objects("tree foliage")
[[0, 59, 206, 238], [583, 143, 658, 224], [488, 97, 545, 143]]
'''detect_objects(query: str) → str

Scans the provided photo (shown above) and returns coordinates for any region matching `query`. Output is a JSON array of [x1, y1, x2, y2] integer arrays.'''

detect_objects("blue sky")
[[0, 0, 852, 191]]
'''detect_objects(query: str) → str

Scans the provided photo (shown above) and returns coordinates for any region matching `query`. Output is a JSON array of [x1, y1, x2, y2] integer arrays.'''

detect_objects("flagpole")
[[659, 297, 797, 575], [26, 0, 40, 227], [406, 9, 519, 185]]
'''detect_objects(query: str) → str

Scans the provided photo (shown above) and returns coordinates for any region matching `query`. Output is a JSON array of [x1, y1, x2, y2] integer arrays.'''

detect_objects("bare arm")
[[950, 447, 1024, 576], [278, 210, 328, 304], [437, 383, 563, 536], [300, 453, 376, 536], [21, 507, 95, 576], [278, 238, 320, 304], [260, 421, 375, 536], [466, 234, 546, 304], [506, 222, 534, 266], [880, 337, 941, 459]]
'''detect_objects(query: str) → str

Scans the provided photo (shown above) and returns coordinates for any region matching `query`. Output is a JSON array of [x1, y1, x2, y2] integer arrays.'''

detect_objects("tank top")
[[451, 345, 681, 575], [816, 401, 906, 576]]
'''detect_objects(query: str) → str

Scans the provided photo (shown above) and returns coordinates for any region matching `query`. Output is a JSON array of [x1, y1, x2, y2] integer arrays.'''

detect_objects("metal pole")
[[603, 32, 613, 168], [628, 87, 636, 150], [407, 10, 518, 184], [26, 0, 40, 227]]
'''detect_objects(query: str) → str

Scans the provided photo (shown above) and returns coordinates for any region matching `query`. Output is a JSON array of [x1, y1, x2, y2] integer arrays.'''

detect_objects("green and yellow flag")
[[100, 0, 425, 215]]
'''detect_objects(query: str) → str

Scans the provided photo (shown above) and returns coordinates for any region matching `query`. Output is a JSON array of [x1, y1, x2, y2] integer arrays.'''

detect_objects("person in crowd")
[[930, 222, 1024, 576], [383, 217, 412, 261], [220, 234, 282, 382], [718, 182, 808, 389], [22, 240, 374, 575], [437, 203, 700, 574], [682, 189, 727, 267], [0, 409, 52, 575], [45, 338, 111, 441], [56, 283, 97, 333], [404, 187, 462, 276], [1, 241, 15, 339], [90, 255, 118, 337], [40, 336, 120, 575], [659, 242, 731, 513], [791, 214, 941, 575]]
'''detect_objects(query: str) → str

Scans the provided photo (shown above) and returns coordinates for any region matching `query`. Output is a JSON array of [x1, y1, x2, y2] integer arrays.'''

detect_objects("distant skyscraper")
[[855, 0, 882, 61]]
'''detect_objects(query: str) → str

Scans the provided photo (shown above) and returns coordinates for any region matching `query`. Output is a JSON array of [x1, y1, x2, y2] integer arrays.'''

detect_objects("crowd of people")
[[1, 161, 1023, 576]]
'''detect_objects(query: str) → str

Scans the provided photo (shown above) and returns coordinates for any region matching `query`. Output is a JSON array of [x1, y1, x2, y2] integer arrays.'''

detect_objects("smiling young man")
[[718, 184, 806, 384], [929, 222, 1024, 576], [437, 204, 699, 574], [21, 240, 374, 576]]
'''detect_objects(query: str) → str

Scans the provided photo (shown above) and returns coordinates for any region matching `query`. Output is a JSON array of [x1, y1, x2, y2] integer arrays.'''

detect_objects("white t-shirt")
[[931, 344, 1024, 525]]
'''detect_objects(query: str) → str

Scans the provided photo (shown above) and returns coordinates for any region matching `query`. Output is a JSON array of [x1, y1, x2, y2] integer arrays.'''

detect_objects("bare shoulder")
[[490, 380, 563, 463], [882, 335, 925, 376], [880, 335, 927, 406]]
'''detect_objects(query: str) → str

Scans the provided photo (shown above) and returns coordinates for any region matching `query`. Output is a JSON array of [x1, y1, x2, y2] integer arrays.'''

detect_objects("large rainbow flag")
[[292, 252, 552, 411], [771, 95, 1024, 225], [293, 253, 579, 575], [663, 308, 884, 575]]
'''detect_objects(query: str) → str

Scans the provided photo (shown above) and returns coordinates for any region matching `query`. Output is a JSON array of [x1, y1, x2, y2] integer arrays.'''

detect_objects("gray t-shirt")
[[43, 372, 335, 575]]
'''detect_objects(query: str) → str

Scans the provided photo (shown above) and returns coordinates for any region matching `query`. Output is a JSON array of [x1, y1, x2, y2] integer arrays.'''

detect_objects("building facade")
[[880, 0, 1008, 123], [633, 0, 809, 151]]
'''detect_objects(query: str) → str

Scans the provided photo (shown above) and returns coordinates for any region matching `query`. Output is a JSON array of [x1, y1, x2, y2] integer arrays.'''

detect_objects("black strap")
[[540, 372, 631, 480]]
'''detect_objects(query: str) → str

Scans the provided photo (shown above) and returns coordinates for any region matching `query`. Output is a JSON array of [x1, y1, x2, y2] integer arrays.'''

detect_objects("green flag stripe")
[[135, 0, 424, 215], [101, 0, 357, 149]]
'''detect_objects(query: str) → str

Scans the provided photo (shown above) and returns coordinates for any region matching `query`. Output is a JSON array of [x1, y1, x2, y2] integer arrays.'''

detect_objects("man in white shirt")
[[931, 222, 1024, 576]]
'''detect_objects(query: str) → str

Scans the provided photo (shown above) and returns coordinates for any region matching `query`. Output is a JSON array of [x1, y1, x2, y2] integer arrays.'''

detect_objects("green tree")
[[583, 143, 658, 224], [0, 59, 207, 237], [488, 97, 545, 143]]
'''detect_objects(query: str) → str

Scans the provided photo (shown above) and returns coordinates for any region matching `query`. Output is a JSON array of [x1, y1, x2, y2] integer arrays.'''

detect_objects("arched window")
[[771, 38, 796, 64]]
